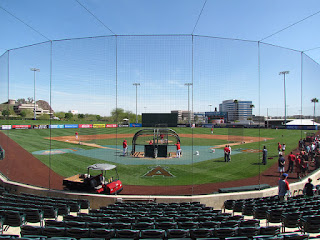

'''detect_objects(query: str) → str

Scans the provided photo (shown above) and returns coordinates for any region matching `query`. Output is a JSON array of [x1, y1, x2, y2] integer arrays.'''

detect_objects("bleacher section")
[[0, 189, 320, 239], [0, 191, 90, 239]]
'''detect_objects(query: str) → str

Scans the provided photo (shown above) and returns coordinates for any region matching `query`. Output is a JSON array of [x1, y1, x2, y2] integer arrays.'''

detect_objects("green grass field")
[[0, 121, 314, 187]]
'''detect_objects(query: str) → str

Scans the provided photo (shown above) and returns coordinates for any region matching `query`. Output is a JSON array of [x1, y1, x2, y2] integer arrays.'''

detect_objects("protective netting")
[[0, 35, 319, 195]]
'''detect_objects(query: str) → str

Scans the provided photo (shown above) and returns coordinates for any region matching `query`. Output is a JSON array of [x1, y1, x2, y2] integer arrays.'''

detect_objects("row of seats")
[[81, 211, 232, 223], [0, 233, 312, 240], [2, 192, 89, 212], [103, 201, 207, 209], [224, 195, 320, 214], [0, 191, 90, 233], [20, 193, 90, 210], [44, 218, 259, 229], [90, 202, 217, 219], [0, 202, 68, 219], [18, 224, 304, 239], [224, 194, 320, 234]]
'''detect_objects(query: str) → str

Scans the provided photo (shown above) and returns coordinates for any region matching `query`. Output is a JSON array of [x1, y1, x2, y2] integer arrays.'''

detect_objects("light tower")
[[185, 83, 193, 126], [133, 83, 140, 123], [30, 68, 40, 120], [279, 71, 289, 127]]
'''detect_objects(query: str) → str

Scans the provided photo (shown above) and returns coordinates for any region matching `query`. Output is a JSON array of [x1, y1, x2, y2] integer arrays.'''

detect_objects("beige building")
[[13, 103, 51, 116]]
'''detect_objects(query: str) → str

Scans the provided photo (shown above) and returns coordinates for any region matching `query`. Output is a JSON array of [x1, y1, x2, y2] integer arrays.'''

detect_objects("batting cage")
[[131, 128, 180, 158]]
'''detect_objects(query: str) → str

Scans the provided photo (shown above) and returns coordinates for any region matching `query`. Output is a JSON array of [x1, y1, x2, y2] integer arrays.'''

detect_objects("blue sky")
[[0, 0, 320, 117]]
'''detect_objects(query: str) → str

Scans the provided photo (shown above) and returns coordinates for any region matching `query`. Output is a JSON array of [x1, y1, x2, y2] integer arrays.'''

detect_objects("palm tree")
[[311, 98, 319, 125], [249, 104, 255, 123], [233, 99, 239, 121]]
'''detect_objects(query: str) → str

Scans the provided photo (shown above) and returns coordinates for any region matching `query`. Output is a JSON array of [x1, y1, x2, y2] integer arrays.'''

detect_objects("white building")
[[219, 99, 253, 122]]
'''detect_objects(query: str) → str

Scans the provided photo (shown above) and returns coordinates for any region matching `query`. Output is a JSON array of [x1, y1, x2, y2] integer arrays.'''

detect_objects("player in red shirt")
[[160, 134, 164, 144], [295, 155, 302, 179], [286, 152, 296, 173], [278, 142, 282, 156], [122, 139, 128, 156], [224, 145, 230, 162], [175, 141, 181, 158]]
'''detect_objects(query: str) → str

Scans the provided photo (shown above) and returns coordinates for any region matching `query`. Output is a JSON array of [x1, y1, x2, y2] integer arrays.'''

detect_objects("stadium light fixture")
[[185, 83, 193, 126], [279, 71, 289, 127], [133, 83, 140, 123], [30, 68, 40, 120]]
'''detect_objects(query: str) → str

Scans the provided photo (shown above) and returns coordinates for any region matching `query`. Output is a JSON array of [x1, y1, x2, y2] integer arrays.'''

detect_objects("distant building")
[[171, 110, 194, 123], [69, 110, 79, 114], [13, 103, 51, 116], [206, 112, 227, 124], [4, 99, 54, 117], [8, 99, 16, 105], [252, 115, 265, 123], [219, 99, 253, 122]]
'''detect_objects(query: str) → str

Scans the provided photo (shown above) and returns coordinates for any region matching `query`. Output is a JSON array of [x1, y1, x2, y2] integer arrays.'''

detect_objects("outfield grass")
[[0, 125, 314, 187]]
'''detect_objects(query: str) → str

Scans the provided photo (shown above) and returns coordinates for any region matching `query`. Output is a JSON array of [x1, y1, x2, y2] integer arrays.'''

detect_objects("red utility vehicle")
[[63, 163, 123, 194]]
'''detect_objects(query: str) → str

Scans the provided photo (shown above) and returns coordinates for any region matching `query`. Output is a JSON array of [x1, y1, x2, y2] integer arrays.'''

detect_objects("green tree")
[[1, 109, 10, 118], [125, 110, 135, 123], [96, 115, 102, 121], [110, 108, 125, 122], [65, 112, 73, 120], [20, 110, 27, 119], [38, 114, 50, 120], [248, 104, 255, 121], [27, 97, 33, 103], [311, 98, 319, 125], [55, 112, 66, 119], [194, 115, 199, 123], [78, 113, 85, 120], [233, 99, 239, 121], [17, 98, 27, 104]]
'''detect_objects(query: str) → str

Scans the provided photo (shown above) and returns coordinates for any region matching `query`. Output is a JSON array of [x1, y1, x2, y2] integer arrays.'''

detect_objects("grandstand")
[[0, 180, 320, 239]]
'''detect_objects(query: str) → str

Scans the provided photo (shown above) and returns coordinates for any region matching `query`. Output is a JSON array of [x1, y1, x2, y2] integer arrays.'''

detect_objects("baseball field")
[[0, 123, 315, 194]]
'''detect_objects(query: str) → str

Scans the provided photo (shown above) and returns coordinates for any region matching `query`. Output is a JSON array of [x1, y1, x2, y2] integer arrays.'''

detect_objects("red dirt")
[[0, 131, 306, 195], [0, 131, 64, 190], [49, 133, 272, 143]]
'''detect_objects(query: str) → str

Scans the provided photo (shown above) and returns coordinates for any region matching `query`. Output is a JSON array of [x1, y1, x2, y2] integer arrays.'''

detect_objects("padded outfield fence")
[[0, 34, 320, 195]]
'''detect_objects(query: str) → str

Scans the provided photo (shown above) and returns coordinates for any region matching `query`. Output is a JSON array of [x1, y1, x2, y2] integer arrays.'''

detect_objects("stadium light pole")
[[30, 68, 40, 120], [185, 83, 193, 126], [133, 83, 140, 123], [279, 71, 289, 127], [209, 104, 212, 112]]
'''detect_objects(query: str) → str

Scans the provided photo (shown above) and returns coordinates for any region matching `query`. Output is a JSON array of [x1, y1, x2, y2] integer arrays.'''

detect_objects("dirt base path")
[[0, 131, 64, 190], [50, 133, 272, 143]]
